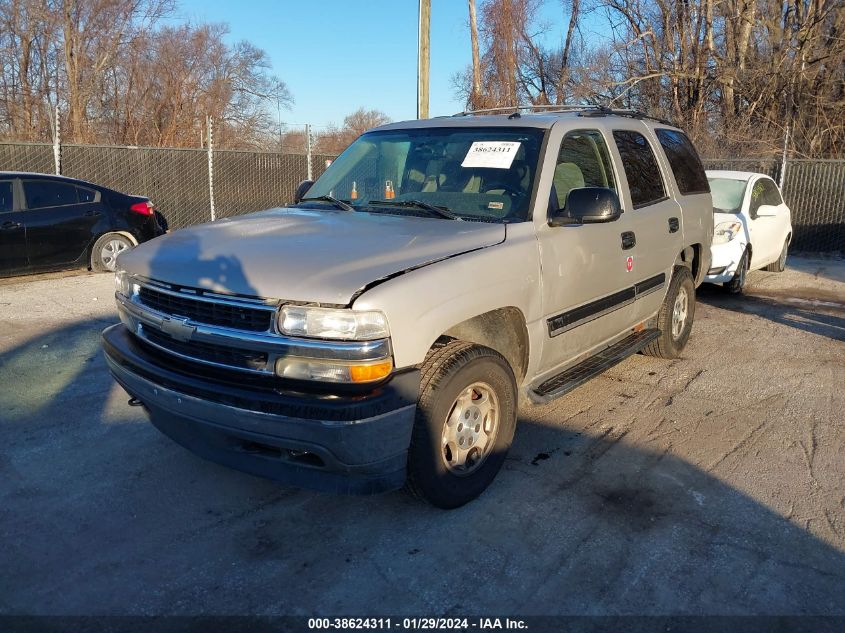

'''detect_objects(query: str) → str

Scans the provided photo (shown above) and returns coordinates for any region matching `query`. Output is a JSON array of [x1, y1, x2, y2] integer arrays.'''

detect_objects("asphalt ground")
[[1, 257, 843, 616]]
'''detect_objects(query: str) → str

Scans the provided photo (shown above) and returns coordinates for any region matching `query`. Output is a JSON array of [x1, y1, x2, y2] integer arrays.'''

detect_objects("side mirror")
[[294, 179, 314, 204], [550, 187, 622, 226], [755, 204, 778, 217]]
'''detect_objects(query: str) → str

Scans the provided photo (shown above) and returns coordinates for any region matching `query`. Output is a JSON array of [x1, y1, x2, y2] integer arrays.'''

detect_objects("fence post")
[[53, 106, 61, 175], [778, 124, 789, 190], [305, 123, 313, 181], [207, 115, 216, 222]]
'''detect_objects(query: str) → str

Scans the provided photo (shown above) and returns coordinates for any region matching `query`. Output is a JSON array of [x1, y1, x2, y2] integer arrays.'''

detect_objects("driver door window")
[[749, 178, 781, 219], [551, 130, 616, 212]]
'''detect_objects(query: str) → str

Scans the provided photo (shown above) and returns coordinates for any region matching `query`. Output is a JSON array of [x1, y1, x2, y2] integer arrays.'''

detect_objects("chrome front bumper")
[[102, 324, 418, 494]]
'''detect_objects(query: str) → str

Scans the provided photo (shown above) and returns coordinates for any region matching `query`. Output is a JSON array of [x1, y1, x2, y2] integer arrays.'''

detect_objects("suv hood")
[[118, 207, 505, 304]]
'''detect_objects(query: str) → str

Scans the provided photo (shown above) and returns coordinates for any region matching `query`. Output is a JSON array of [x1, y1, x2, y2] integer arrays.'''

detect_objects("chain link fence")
[[0, 141, 333, 230], [702, 158, 844, 254], [0, 142, 55, 174], [1, 141, 841, 254]]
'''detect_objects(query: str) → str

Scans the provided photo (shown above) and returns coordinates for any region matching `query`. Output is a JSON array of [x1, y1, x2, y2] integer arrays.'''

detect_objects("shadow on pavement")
[[1, 319, 844, 615], [697, 283, 845, 342]]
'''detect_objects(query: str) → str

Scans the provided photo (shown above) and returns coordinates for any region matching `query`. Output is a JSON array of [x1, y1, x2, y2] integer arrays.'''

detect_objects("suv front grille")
[[142, 326, 269, 372], [138, 286, 273, 332]]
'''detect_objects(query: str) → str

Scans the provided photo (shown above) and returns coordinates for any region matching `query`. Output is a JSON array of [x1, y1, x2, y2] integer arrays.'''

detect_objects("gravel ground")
[[1, 258, 843, 616]]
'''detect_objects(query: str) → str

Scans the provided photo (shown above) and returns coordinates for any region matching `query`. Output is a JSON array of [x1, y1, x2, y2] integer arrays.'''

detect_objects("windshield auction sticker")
[[461, 141, 521, 169]]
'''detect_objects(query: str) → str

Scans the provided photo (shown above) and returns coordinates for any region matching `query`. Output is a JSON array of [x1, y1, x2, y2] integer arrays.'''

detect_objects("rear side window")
[[77, 186, 97, 203], [655, 129, 709, 195], [0, 181, 13, 212], [612, 130, 666, 208], [24, 180, 79, 209]]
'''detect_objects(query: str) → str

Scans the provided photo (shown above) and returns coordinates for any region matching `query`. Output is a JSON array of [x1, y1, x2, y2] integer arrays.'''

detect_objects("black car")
[[0, 172, 164, 277]]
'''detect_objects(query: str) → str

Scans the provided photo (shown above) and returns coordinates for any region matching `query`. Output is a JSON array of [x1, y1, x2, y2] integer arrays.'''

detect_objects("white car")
[[705, 170, 792, 293]]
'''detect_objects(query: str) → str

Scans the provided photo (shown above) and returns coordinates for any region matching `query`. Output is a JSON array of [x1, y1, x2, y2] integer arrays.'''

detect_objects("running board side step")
[[528, 329, 660, 404]]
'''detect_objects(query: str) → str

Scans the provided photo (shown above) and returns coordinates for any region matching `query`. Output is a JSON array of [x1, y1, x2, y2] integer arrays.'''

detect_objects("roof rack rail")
[[451, 104, 676, 127], [452, 104, 602, 117]]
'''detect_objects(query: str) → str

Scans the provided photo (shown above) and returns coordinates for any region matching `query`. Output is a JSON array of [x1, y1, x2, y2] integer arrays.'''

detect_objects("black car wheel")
[[91, 233, 133, 272], [642, 266, 696, 359], [406, 340, 517, 509]]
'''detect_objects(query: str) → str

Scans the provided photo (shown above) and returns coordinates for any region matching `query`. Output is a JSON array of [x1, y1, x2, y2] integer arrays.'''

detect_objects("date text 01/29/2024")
[[307, 617, 528, 630]]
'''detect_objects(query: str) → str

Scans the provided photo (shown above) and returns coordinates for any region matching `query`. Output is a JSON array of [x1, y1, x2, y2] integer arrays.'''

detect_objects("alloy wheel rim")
[[671, 286, 688, 339], [101, 240, 128, 271], [440, 382, 499, 476]]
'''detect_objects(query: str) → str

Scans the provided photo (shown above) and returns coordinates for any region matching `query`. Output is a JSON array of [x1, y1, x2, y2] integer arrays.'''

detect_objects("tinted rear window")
[[655, 129, 709, 195], [24, 180, 79, 209], [612, 130, 666, 208], [0, 181, 12, 212]]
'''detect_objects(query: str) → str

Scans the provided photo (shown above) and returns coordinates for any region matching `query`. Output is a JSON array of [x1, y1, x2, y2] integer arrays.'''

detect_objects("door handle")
[[1, 220, 21, 230], [84, 209, 101, 217], [668, 217, 679, 233], [621, 231, 636, 250]]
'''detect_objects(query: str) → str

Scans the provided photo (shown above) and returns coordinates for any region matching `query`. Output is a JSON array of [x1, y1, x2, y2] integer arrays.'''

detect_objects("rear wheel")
[[406, 340, 517, 509], [91, 233, 133, 272], [642, 266, 696, 359], [765, 239, 788, 272], [724, 249, 748, 294]]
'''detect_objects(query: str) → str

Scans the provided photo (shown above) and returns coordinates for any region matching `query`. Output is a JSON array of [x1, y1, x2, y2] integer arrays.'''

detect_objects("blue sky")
[[174, 0, 610, 129]]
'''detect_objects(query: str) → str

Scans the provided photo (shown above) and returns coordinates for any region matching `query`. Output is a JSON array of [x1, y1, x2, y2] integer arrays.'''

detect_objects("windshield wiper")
[[368, 199, 461, 220], [299, 195, 355, 212]]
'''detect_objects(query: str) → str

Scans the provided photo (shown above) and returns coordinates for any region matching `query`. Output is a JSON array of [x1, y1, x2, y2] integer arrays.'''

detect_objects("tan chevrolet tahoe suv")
[[103, 106, 713, 508]]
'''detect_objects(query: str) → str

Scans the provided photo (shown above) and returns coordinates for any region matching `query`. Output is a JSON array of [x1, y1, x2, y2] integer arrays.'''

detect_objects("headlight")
[[713, 220, 743, 245], [115, 270, 130, 296], [278, 305, 389, 340]]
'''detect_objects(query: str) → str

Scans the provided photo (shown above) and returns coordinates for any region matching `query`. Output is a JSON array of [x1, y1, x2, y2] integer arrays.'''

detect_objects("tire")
[[765, 239, 788, 272], [91, 233, 133, 272], [642, 266, 696, 360], [724, 249, 748, 294], [406, 340, 517, 509]]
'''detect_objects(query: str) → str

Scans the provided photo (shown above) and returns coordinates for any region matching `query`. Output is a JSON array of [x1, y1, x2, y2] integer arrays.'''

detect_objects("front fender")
[[351, 223, 542, 369]]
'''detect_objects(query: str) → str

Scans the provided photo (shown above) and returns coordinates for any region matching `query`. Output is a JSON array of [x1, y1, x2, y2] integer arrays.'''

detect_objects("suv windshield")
[[302, 127, 546, 222], [708, 177, 747, 213]]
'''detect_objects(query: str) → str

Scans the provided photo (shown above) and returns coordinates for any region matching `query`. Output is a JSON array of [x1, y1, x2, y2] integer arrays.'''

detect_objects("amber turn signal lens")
[[350, 360, 393, 383]]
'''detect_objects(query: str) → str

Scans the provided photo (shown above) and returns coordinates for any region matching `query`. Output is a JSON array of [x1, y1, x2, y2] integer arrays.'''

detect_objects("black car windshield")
[[708, 177, 748, 213], [302, 127, 546, 222]]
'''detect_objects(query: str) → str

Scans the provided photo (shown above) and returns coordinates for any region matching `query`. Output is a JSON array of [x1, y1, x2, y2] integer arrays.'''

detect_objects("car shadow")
[[697, 283, 845, 342], [1, 319, 844, 616]]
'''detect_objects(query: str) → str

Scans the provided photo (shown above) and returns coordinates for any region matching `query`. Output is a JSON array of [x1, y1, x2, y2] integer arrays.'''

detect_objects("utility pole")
[[417, 0, 431, 119], [468, 0, 481, 109]]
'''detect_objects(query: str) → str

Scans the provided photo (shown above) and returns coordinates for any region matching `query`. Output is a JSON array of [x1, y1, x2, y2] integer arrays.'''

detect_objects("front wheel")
[[724, 249, 748, 294], [406, 340, 517, 509], [642, 266, 696, 359], [91, 233, 133, 272]]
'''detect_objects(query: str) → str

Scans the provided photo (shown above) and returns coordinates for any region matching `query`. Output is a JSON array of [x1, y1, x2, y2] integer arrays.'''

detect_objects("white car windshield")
[[302, 127, 546, 222], [708, 177, 747, 213]]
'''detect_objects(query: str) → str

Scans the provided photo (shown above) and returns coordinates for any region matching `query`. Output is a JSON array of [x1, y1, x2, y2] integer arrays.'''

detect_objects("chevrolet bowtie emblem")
[[160, 317, 196, 342]]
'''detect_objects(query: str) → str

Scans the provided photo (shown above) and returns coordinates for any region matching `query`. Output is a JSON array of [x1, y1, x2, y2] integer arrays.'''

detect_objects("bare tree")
[[313, 108, 392, 154], [0, 0, 293, 148], [455, 0, 845, 158]]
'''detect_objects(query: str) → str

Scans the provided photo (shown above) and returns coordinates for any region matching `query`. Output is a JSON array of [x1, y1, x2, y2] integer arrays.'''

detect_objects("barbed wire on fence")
[[0, 142, 841, 254]]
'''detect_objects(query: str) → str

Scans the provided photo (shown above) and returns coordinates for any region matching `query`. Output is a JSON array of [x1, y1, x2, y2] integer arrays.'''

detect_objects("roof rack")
[[451, 104, 675, 127]]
